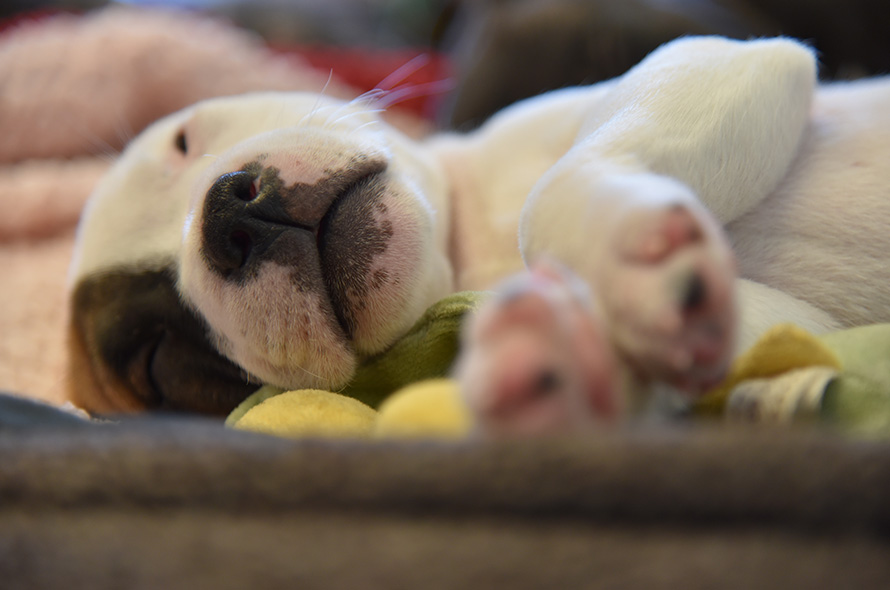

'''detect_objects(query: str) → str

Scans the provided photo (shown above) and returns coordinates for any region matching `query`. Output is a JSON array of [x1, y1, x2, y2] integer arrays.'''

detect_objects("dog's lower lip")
[[315, 205, 332, 252], [316, 170, 384, 340], [315, 170, 380, 252], [315, 213, 350, 340]]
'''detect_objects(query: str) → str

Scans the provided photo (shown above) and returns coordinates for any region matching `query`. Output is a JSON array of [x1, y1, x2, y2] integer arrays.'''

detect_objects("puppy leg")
[[520, 37, 817, 394], [455, 261, 622, 435], [574, 36, 817, 223], [521, 166, 736, 392]]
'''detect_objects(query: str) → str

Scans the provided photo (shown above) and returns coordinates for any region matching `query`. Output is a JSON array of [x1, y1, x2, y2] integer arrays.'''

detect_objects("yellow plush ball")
[[232, 389, 377, 439], [374, 378, 474, 439]]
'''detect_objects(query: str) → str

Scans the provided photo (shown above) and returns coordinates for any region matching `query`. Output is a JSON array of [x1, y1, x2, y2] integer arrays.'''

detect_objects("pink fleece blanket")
[[0, 7, 428, 407]]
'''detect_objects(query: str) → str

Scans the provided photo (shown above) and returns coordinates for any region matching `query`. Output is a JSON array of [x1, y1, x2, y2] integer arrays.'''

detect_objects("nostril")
[[206, 171, 260, 204], [229, 230, 253, 267], [235, 176, 260, 202], [202, 171, 272, 276]]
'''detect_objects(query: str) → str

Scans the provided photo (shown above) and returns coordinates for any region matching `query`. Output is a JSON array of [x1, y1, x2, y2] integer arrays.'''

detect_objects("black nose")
[[200, 170, 298, 278], [200, 159, 388, 281]]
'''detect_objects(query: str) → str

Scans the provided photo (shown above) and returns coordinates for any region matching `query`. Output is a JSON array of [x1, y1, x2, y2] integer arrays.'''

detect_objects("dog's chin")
[[180, 176, 448, 392]]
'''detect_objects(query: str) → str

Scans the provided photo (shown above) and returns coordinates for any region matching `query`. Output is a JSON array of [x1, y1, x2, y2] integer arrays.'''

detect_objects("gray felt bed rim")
[[1, 419, 889, 589]]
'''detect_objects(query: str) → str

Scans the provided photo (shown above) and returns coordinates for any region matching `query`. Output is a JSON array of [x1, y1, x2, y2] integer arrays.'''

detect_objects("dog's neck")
[[431, 136, 528, 291], [428, 89, 599, 291]]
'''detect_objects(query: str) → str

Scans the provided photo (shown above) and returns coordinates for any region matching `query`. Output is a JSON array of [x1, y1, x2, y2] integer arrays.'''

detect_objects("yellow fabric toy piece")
[[231, 389, 378, 439], [228, 379, 473, 440], [374, 379, 473, 439], [694, 323, 841, 417]]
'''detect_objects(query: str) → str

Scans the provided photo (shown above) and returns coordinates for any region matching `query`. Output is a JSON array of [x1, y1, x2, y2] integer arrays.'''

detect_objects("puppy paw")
[[455, 262, 621, 435], [600, 203, 736, 395]]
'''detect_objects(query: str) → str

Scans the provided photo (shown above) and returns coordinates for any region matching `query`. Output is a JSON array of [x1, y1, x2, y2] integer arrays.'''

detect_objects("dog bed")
[[1, 7, 888, 588], [1, 401, 889, 589]]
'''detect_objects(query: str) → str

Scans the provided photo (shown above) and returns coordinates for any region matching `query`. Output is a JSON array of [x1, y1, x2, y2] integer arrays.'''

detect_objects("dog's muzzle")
[[200, 157, 390, 338]]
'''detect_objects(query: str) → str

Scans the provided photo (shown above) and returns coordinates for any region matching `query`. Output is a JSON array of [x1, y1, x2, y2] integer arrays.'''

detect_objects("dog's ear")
[[68, 266, 258, 415]]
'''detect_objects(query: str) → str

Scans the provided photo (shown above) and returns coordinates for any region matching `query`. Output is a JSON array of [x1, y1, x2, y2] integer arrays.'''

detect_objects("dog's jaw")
[[178, 123, 452, 391]]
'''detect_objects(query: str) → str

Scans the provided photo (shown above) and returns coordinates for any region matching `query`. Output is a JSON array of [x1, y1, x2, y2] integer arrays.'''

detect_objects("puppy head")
[[69, 92, 453, 414]]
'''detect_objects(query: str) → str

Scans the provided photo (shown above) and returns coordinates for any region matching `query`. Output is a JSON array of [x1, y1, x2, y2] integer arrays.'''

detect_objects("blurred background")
[[2, 0, 889, 129]]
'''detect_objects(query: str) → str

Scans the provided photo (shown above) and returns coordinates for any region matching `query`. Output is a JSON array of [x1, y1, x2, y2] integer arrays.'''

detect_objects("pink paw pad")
[[456, 262, 622, 435], [604, 202, 736, 396], [636, 205, 705, 264]]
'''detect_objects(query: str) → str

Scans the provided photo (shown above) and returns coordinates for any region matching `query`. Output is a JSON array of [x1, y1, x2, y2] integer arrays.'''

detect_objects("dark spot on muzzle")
[[199, 156, 392, 339], [317, 173, 394, 335], [200, 158, 387, 284]]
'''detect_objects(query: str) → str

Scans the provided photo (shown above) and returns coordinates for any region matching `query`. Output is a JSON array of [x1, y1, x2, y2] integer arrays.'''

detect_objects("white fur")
[[71, 36, 890, 396]]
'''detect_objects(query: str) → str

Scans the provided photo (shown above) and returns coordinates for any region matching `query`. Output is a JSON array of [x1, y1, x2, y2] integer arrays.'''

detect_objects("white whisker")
[[294, 362, 326, 383], [376, 53, 431, 91], [320, 89, 384, 128], [113, 112, 136, 147], [375, 79, 455, 109], [353, 88, 389, 107], [81, 132, 120, 162], [299, 69, 336, 128], [315, 58, 446, 130], [326, 107, 385, 130], [348, 120, 381, 136]]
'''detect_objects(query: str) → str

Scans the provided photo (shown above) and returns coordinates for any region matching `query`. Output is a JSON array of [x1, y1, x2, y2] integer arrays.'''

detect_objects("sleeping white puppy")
[[68, 36, 890, 416]]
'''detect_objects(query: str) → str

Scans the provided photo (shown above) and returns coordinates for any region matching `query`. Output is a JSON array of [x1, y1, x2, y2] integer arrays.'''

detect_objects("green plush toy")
[[226, 289, 890, 440], [694, 323, 890, 437], [820, 324, 890, 437]]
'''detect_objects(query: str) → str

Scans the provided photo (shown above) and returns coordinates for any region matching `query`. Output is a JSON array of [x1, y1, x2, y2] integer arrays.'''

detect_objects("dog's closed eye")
[[174, 128, 188, 155]]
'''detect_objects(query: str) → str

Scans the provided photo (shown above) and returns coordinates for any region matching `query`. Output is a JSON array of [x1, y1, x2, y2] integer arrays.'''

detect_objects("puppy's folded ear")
[[68, 266, 257, 415]]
